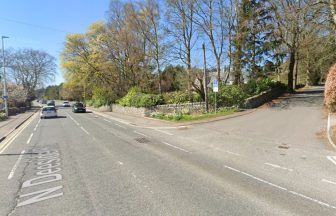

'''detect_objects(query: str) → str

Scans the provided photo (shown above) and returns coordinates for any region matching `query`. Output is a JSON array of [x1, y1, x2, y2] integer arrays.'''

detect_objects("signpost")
[[213, 79, 218, 113]]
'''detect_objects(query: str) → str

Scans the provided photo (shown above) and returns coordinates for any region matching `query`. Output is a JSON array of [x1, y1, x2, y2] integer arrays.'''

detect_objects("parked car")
[[72, 102, 86, 113], [63, 101, 70, 107], [40, 106, 57, 118]]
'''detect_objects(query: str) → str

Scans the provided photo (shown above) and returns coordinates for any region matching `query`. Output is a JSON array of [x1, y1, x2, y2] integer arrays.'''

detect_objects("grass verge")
[[151, 107, 238, 121]]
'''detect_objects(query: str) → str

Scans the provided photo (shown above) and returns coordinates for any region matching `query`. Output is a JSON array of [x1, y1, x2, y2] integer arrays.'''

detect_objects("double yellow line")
[[0, 112, 38, 154]]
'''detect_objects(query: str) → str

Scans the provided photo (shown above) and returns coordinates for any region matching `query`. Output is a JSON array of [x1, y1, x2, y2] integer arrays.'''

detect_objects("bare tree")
[[166, 0, 197, 97], [9, 49, 56, 101], [194, 0, 226, 82], [271, 0, 317, 91]]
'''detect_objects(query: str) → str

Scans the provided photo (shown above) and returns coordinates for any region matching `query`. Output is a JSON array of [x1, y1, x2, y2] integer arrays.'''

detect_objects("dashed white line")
[[289, 190, 335, 209], [224, 164, 336, 209], [80, 127, 90, 135], [322, 179, 336, 186], [155, 129, 173, 136], [104, 119, 111, 123], [117, 161, 123, 165], [26, 133, 34, 144], [8, 150, 25, 180], [264, 162, 293, 172], [161, 141, 190, 153], [327, 156, 336, 166], [225, 151, 241, 156], [134, 131, 150, 138], [115, 124, 126, 129]]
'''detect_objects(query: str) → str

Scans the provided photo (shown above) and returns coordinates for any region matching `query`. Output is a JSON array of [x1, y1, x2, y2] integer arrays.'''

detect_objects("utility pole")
[[1, 36, 9, 117], [202, 43, 208, 113]]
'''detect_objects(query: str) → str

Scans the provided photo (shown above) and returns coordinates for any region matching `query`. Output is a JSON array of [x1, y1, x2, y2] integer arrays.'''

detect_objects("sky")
[[0, 0, 111, 85]]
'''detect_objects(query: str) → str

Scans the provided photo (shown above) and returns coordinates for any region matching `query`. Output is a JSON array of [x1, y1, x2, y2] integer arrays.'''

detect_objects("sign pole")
[[215, 92, 217, 113]]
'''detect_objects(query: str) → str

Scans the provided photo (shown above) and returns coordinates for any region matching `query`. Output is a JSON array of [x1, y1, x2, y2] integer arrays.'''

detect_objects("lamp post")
[[2, 36, 9, 117]]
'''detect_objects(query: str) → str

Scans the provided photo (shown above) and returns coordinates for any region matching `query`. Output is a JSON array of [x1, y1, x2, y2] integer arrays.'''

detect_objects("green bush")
[[118, 87, 162, 107], [90, 87, 117, 108], [162, 91, 201, 104], [244, 78, 285, 95], [0, 112, 7, 121], [209, 85, 248, 107]]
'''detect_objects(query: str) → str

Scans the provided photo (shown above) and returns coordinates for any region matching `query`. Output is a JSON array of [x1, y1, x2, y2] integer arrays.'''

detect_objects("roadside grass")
[[151, 107, 238, 121]]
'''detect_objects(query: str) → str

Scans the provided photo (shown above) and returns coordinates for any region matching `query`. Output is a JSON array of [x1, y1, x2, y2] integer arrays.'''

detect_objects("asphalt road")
[[0, 87, 336, 215]]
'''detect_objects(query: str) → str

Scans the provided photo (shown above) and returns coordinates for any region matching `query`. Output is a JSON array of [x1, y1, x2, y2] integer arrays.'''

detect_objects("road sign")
[[2, 95, 8, 99], [213, 79, 218, 92]]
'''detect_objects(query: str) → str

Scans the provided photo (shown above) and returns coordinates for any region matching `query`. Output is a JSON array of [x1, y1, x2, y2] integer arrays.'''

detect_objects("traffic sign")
[[213, 79, 218, 92], [2, 95, 8, 99]]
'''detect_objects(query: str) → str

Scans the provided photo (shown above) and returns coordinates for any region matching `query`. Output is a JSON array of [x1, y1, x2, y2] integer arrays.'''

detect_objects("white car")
[[40, 106, 57, 118], [63, 101, 70, 107]]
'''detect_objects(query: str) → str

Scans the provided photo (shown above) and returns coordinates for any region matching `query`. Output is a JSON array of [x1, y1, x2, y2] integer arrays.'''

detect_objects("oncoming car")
[[40, 106, 57, 118], [63, 101, 70, 107]]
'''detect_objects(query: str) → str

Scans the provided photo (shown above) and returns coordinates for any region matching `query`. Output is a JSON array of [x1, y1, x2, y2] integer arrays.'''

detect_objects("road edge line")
[[327, 113, 336, 150], [0, 109, 39, 144]]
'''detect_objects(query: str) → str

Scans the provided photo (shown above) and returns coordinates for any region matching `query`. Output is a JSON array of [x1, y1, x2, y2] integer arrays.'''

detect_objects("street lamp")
[[2, 36, 9, 117]]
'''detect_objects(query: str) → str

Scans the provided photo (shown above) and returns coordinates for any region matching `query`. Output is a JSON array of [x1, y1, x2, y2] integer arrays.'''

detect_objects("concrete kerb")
[[0, 109, 39, 143], [88, 108, 257, 128], [327, 113, 336, 150]]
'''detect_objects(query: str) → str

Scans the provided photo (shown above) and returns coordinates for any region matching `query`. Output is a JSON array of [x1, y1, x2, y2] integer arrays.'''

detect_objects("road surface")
[[0, 87, 335, 215]]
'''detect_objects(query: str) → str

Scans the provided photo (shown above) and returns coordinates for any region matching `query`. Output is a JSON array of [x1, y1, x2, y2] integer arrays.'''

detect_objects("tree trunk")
[[294, 51, 299, 89], [216, 57, 221, 82], [288, 51, 295, 92]]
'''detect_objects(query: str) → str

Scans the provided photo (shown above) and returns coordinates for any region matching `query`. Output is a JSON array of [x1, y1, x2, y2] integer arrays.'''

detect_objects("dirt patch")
[[316, 128, 327, 140]]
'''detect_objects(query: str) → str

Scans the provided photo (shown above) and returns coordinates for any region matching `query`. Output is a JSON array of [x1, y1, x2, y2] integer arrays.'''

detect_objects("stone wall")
[[87, 105, 112, 112], [154, 102, 208, 115], [111, 104, 152, 117], [241, 87, 285, 109]]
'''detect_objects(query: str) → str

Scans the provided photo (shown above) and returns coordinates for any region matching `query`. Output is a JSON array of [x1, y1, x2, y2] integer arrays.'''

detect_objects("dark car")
[[72, 102, 86, 113], [47, 100, 55, 107]]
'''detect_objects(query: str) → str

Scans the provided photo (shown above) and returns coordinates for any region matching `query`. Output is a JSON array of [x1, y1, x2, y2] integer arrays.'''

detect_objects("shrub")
[[0, 112, 7, 121], [90, 87, 117, 108], [162, 91, 201, 104], [244, 78, 285, 95], [325, 64, 336, 112], [209, 85, 248, 107], [118, 87, 162, 107]]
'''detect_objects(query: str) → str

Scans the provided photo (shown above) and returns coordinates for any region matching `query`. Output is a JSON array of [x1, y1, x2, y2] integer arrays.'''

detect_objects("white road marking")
[[26, 133, 34, 145], [224, 164, 336, 209], [80, 127, 90, 135], [327, 156, 336, 166], [74, 120, 80, 126], [115, 124, 126, 129], [8, 150, 25, 180], [161, 141, 190, 153], [33, 125, 38, 131], [322, 179, 336, 186], [155, 129, 173, 136], [225, 151, 241, 156], [117, 161, 123, 165], [0, 112, 38, 154], [104, 119, 111, 123], [289, 190, 334, 209], [134, 131, 150, 138], [264, 162, 293, 172], [327, 113, 336, 149]]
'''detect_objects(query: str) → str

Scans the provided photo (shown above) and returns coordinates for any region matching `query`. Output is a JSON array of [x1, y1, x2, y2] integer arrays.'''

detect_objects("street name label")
[[17, 149, 63, 207]]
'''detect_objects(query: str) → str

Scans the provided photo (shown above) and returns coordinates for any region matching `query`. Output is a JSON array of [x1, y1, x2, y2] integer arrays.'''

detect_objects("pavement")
[[0, 109, 38, 143], [0, 87, 336, 215]]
